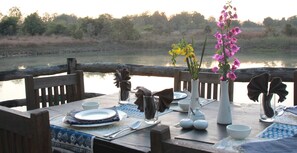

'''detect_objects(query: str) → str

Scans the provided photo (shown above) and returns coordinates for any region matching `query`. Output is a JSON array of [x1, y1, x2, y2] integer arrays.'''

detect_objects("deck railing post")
[[293, 70, 297, 106], [67, 58, 77, 74]]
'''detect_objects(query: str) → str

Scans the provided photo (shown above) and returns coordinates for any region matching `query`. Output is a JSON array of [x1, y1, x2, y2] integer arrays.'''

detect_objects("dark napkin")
[[269, 77, 288, 102], [247, 73, 269, 102], [63, 107, 120, 125], [114, 68, 131, 100], [134, 86, 152, 111], [240, 134, 297, 153], [247, 73, 288, 118], [134, 87, 173, 112], [153, 88, 174, 112]]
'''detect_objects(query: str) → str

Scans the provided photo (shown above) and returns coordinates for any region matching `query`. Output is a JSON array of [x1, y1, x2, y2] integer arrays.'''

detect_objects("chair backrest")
[[150, 125, 215, 153], [25, 70, 85, 110], [0, 106, 51, 153], [293, 70, 297, 105], [174, 71, 234, 102]]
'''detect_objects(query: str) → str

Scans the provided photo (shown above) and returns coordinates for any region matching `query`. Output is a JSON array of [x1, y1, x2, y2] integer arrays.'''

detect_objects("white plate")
[[74, 108, 116, 121], [64, 110, 127, 127], [174, 92, 187, 100]]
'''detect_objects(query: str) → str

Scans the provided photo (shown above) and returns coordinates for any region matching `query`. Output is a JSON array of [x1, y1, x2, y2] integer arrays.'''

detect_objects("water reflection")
[[0, 51, 296, 72]]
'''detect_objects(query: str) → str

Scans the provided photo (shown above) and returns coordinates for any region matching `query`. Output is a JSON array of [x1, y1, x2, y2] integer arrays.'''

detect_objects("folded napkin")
[[247, 73, 288, 117], [239, 134, 297, 153], [247, 73, 269, 102], [285, 106, 297, 115], [134, 87, 173, 112], [269, 77, 288, 102], [64, 107, 120, 125], [114, 68, 131, 100]]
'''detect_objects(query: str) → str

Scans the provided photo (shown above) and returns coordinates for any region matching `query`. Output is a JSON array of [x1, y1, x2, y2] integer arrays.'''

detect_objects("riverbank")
[[1, 34, 297, 58]]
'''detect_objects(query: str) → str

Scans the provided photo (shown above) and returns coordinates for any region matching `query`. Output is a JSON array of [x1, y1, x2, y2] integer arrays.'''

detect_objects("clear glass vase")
[[188, 79, 205, 121], [118, 81, 131, 104], [259, 93, 276, 122]]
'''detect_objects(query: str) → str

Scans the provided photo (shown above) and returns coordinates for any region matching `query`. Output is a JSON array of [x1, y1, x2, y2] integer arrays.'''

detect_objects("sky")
[[0, 0, 296, 23]]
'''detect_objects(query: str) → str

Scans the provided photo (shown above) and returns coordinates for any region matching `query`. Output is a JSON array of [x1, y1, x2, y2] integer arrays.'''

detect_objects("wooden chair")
[[25, 70, 85, 110], [151, 125, 214, 153], [174, 71, 234, 102], [0, 106, 51, 153], [293, 70, 297, 106]]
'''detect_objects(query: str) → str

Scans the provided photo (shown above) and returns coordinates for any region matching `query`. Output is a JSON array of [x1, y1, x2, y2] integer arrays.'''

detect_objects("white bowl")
[[82, 102, 99, 110], [178, 99, 190, 111], [227, 124, 251, 139]]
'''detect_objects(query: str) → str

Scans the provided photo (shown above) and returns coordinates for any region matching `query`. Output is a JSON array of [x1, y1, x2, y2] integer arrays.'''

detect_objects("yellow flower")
[[169, 37, 207, 80]]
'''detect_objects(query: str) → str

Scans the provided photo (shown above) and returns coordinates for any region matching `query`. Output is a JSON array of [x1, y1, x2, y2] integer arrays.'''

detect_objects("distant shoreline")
[[1, 35, 297, 58], [0, 36, 169, 58]]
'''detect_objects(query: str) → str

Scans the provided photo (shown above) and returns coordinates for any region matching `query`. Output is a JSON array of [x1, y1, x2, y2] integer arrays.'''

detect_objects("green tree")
[[263, 17, 277, 36], [191, 12, 206, 29], [8, 7, 22, 19], [97, 14, 113, 37], [169, 12, 192, 32], [111, 17, 140, 41], [282, 24, 297, 36], [22, 12, 45, 35], [46, 22, 68, 35], [207, 16, 217, 29], [130, 12, 151, 32], [263, 17, 274, 27], [0, 16, 19, 35], [150, 11, 170, 34], [242, 20, 261, 28], [46, 14, 78, 36], [79, 14, 112, 38], [287, 15, 297, 26]]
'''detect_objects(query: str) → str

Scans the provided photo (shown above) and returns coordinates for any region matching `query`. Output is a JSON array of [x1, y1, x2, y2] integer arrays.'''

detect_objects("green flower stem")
[[198, 36, 207, 71]]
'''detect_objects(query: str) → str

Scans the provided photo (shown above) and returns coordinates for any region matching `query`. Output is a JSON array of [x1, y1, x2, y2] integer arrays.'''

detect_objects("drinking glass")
[[143, 95, 158, 124], [259, 93, 276, 122]]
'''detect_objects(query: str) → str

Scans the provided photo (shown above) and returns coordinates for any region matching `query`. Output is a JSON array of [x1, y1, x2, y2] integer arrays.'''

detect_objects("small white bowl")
[[227, 124, 251, 139], [82, 102, 99, 110], [178, 99, 190, 112]]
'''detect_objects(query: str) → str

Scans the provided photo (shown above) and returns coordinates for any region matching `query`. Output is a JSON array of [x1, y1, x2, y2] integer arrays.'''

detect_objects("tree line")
[[0, 7, 297, 41]]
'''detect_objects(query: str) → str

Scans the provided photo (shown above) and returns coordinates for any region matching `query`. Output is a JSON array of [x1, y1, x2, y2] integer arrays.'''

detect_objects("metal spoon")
[[103, 121, 142, 138]]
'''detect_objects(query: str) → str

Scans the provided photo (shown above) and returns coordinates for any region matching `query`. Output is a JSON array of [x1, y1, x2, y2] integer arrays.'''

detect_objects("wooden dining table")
[[41, 93, 271, 153]]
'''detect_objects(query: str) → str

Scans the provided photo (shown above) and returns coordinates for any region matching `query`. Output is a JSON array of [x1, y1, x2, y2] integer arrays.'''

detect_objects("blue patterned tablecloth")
[[258, 123, 297, 139]]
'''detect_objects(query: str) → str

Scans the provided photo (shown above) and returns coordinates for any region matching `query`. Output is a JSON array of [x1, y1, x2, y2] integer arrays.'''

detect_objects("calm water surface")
[[0, 50, 296, 109]]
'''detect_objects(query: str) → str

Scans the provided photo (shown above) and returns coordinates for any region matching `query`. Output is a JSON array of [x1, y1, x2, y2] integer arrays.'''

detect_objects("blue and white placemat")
[[51, 124, 94, 153], [257, 123, 297, 139], [116, 103, 172, 118], [274, 106, 297, 125]]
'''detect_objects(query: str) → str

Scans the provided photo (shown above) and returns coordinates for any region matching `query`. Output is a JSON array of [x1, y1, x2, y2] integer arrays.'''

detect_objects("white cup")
[[82, 102, 99, 110]]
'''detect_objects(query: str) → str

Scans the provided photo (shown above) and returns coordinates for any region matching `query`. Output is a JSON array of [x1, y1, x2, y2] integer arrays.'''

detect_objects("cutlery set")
[[103, 121, 142, 138]]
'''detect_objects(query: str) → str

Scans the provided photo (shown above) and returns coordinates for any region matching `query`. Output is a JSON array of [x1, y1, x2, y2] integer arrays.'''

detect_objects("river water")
[[0, 50, 296, 109]]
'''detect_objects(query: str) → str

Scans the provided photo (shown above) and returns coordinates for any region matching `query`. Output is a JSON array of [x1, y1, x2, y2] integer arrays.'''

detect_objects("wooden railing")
[[0, 58, 296, 107], [1, 58, 296, 82]]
